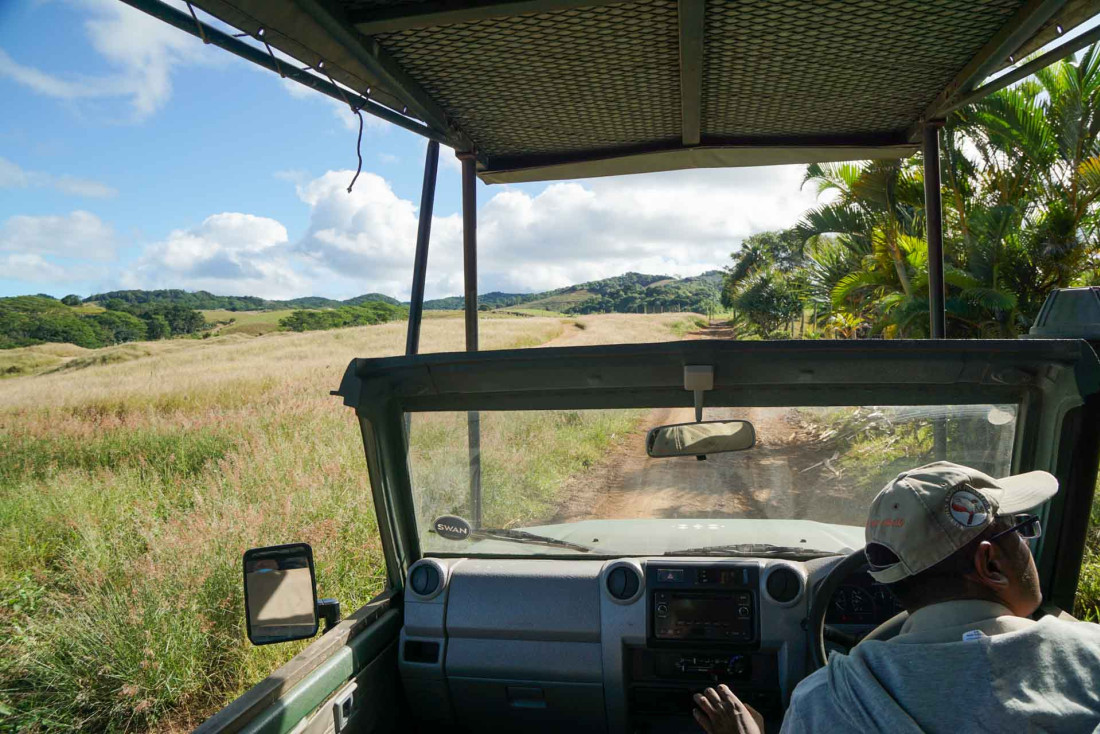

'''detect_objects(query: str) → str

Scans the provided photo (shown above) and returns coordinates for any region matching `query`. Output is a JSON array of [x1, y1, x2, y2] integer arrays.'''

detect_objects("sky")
[[0, 0, 820, 300]]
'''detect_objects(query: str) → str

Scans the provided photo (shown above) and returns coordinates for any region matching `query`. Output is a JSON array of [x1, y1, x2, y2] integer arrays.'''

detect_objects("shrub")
[[280, 301, 407, 332]]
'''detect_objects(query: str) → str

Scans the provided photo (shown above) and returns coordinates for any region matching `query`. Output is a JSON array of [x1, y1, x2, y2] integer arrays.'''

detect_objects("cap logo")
[[948, 488, 989, 528]]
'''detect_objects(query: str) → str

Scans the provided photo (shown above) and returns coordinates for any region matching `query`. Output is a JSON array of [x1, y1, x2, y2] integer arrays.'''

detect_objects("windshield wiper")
[[664, 543, 843, 559], [459, 528, 594, 553]]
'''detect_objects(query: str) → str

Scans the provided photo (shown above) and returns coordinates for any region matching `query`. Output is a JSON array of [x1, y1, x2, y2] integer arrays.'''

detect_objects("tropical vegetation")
[[723, 48, 1100, 339]]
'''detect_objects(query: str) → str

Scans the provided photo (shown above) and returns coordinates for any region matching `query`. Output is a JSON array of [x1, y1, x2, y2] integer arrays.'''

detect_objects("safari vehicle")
[[121, 0, 1100, 731]]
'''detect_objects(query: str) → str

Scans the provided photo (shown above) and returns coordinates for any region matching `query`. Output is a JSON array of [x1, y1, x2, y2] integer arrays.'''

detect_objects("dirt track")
[[550, 405, 849, 523], [548, 319, 868, 526]]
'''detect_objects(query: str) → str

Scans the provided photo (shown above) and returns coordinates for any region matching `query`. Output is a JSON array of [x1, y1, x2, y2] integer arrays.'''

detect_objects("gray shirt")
[[781, 600, 1100, 733]]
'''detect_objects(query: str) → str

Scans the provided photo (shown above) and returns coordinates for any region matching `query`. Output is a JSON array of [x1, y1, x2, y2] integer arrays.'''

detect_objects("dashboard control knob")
[[655, 602, 670, 617], [737, 606, 750, 618]]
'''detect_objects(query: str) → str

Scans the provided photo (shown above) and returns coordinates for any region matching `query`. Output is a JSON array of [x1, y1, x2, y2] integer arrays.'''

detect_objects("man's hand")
[[693, 685, 764, 734]]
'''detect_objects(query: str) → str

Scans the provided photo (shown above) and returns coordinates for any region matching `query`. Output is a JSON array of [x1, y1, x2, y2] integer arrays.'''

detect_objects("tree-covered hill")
[[422, 291, 534, 310], [85, 289, 401, 311], [0, 295, 207, 350], [424, 271, 724, 314]]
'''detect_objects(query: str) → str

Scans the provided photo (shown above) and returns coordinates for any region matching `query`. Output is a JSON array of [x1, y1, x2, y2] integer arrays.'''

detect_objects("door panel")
[[197, 593, 401, 734]]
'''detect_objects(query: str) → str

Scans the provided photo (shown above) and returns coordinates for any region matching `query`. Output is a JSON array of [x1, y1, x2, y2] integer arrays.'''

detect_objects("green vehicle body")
[[199, 337, 1100, 733]]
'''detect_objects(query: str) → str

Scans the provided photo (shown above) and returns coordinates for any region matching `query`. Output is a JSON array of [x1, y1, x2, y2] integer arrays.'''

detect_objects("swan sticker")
[[433, 515, 472, 540], [948, 489, 989, 528]]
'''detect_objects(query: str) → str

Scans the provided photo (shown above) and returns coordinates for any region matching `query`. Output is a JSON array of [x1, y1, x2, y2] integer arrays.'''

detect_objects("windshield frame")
[[338, 338, 1100, 609]]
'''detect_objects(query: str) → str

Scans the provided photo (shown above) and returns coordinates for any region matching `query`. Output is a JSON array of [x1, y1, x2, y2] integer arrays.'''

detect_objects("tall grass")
[[0, 313, 698, 731], [1075, 489, 1100, 622]]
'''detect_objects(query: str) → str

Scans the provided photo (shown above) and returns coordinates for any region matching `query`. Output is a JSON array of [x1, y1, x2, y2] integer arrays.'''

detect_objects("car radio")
[[647, 563, 759, 646]]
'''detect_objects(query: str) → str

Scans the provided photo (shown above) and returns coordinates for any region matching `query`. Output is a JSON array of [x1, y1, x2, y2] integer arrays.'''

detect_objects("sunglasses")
[[987, 513, 1042, 542]]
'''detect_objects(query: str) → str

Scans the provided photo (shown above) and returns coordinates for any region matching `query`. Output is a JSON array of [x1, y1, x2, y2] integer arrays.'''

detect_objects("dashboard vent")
[[606, 565, 641, 601], [765, 567, 802, 604], [409, 563, 441, 597]]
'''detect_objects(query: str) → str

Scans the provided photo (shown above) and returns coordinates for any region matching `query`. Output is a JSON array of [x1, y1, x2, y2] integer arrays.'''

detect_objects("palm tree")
[[796, 47, 1100, 338], [799, 160, 924, 300]]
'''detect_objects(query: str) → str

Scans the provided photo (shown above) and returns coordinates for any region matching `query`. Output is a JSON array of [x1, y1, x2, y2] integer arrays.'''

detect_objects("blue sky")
[[0, 0, 829, 300]]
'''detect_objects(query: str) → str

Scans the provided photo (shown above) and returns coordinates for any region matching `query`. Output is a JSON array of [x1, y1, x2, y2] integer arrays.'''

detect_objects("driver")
[[692, 461, 1100, 734]]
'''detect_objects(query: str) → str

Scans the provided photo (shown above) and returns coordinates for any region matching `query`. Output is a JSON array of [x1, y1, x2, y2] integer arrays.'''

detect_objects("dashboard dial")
[[829, 586, 875, 623]]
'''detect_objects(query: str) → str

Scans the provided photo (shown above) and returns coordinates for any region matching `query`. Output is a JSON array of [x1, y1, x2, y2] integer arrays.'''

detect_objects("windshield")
[[407, 404, 1017, 557]]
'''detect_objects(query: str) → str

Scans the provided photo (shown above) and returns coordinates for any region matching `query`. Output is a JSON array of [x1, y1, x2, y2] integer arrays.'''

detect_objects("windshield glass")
[[407, 404, 1017, 557]]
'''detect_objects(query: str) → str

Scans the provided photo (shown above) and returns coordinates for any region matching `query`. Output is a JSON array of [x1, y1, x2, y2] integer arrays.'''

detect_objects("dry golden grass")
[[0, 316, 564, 417], [548, 312, 707, 347], [0, 312, 700, 732]]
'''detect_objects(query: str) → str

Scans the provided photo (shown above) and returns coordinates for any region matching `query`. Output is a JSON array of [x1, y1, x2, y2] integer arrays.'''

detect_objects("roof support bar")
[[944, 22, 1100, 114], [925, 122, 949, 460], [405, 141, 440, 357], [916, 0, 1067, 132], [678, 0, 705, 147], [923, 122, 946, 340], [350, 0, 625, 35], [461, 155, 483, 528], [292, 0, 459, 141], [117, 0, 449, 143]]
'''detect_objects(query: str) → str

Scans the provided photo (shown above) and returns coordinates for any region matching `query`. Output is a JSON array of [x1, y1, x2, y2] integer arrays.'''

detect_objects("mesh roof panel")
[[375, 0, 683, 157], [703, 0, 1023, 140], [177, 0, 1099, 179]]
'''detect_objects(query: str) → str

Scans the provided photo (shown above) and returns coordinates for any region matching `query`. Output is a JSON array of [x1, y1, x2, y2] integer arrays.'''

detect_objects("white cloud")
[[122, 212, 310, 299], [292, 165, 817, 299], [111, 165, 816, 301], [0, 0, 224, 120], [0, 253, 73, 282], [0, 157, 117, 198], [0, 210, 116, 260]]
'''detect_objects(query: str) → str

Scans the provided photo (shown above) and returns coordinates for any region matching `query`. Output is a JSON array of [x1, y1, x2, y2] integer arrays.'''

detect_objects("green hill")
[[86, 289, 401, 311], [422, 291, 534, 310], [0, 295, 206, 351], [423, 271, 723, 315]]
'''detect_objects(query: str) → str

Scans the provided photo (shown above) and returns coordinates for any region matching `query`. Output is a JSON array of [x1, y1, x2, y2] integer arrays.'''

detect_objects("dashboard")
[[398, 555, 869, 733]]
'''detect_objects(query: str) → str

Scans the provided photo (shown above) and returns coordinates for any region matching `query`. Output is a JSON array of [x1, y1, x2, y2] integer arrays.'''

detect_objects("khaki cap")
[[865, 461, 1057, 583]]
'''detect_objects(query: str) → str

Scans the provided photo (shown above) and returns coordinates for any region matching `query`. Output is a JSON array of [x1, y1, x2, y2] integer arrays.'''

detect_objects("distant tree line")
[[279, 301, 407, 332], [423, 291, 535, 310], [87, 289, 402, 312], [0, 295, 207, 349]]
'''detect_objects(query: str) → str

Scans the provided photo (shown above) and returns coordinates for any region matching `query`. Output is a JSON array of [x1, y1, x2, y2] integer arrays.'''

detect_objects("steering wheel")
[[807, 549, 909, 670]]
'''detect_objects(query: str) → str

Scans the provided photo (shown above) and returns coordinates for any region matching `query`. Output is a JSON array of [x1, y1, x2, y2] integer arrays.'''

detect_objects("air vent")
[[765, 566, 802, 605], [606, 565, 641, 601], [409, 562, 441, 597]]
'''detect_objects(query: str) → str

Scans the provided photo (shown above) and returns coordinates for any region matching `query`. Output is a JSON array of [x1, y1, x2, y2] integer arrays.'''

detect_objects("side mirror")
[[243, 543, 320, 645], [646, 419, 756, 458]]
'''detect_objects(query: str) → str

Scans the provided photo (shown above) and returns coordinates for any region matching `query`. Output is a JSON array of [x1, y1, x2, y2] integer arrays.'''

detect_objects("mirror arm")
[[683, 365, 714, 423], [317, 598, 341, 633]]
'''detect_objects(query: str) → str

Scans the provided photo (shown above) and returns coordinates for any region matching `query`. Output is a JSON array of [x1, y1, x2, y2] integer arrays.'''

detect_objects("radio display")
[[653, 591, 754, 642]]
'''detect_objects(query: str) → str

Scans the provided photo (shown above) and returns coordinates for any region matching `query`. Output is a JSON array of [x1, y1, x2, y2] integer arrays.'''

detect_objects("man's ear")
[[969, 540, 1010, 590]]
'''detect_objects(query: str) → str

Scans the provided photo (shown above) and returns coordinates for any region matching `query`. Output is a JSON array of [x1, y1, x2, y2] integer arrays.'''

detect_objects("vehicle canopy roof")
[[133, 0, 1100, 182]]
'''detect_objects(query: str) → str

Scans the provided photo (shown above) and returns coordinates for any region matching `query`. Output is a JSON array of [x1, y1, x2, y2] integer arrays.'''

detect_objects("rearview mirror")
[[646, 419, 756, 458], [243, 543, 319, 645]]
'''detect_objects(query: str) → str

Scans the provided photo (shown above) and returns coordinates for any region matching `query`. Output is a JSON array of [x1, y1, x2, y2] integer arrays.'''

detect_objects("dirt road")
[[551, 405, 857, 523], [548, 319, 868, 526]]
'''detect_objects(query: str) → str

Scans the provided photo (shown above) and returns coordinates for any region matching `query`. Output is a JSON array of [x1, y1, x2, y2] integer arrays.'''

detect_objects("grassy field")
[[0, 312, 701, 732]]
